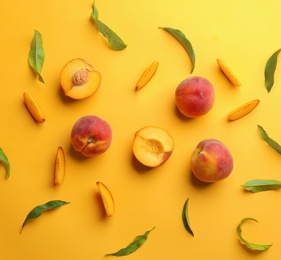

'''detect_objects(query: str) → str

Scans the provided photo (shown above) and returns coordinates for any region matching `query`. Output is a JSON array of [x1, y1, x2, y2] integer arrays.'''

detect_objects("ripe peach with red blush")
[[71, 115, 112, 157], [190, 139, 233, 182], [175, 76, 215, 118]]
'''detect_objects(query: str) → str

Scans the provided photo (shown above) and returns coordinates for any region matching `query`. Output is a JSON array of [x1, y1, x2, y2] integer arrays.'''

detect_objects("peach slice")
[[54, 146, 66, 185], [23, 92, 46, 123], [60, 58, 101, 100], [96, 181, 115, 217], [228, 99, 260, 121], [135, 60, 159, 90], [132, 126, 174, 167], [217, 59, 241, 87]]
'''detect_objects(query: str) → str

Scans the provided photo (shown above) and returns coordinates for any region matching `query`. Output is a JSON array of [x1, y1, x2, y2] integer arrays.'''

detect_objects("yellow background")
[[1, 0, 281, 259]]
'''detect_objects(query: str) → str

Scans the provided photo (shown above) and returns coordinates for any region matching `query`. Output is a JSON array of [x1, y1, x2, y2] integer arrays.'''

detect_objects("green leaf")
[[21, 200, 69, 233], [265, 48, 281, 92], [257, 125, 281, 154], [182, 198, 194, 236], [0, 148, 10, 179], [237, 218, 272, 251], [106, 227, 155, 257], [242, 179, 281, 192], [159, 27, 195, 73], [91, 2, 127, 51], [28, 30, 45, 83]]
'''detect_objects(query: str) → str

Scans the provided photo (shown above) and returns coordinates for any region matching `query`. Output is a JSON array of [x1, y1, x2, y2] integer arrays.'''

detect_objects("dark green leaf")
[[106, 227, 155, 257], [242, 179, 281, 192], [237, 218, 272, 251], [159, 27, 195, 73], [0, 148, 10, 179], [257, 125, 281, 154], [91, 2, 127, 51], [182, 198, 194, 236], [265, 48, 281, 92], [21, 200, 69, 233], [28, 30, 45, 83]]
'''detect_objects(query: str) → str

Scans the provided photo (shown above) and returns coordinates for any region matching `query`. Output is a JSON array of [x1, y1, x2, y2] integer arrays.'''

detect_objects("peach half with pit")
[[175, 76, 215, 118], [190, 139, 234, 183], [71, 115, 112, 157], [132, 126, 174, 167], [60, 58, 101, 100]]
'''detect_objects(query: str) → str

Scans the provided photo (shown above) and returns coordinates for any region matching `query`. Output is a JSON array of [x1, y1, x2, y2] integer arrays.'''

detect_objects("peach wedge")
[[96, 182, 115, 217], [54, 146, 66, 185], [23, 92, 46, 123], [228, 99, 260, 121], [217, 59, 241, 87], [132, 126, 174, 167], [60, 58, 101, 100], [135, 60, 159, 90]]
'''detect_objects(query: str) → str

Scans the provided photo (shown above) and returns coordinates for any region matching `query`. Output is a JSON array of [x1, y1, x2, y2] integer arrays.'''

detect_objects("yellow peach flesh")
[[132, 126, 174, 167], [96, 182, 115, 217], [60, 58, 101, 100]]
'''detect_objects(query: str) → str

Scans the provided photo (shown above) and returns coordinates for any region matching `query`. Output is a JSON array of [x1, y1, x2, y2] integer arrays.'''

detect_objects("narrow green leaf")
[[237, 218, 272, 251], [159, 27, 195, 73], [242, 179, 281, 192], [0, 148, 10, 179], [91, 2, 127, 51], [182, 198, 194, 236], [265, 48, 281, 92], [106, 227, 155, 257], [257, 125, 281, 154], [28, 30, 45, 83], [21, 200, 69, 233]]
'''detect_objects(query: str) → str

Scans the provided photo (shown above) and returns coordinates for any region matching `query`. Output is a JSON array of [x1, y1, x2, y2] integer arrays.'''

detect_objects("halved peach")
[[60, 58, 101, 100], [132, 126, 174, 167], [96, 181, 115, 217]]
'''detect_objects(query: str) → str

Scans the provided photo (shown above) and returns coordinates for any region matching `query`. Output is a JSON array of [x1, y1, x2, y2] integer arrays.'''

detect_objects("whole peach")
[[175, 76, 215, 118], [71, 115, 112, 157], [190, 139, 233, 182]]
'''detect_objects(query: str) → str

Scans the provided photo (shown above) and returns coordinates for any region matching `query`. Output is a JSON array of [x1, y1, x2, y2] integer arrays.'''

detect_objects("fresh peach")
[[132, 126, 174, 167], [60, 58, 101, 100], [175, 76, 215, 118], [190, 139, 233, 182], [71, 115, 112, 157]]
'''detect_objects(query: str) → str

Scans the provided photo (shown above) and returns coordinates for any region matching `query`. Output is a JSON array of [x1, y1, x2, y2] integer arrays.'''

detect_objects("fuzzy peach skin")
[[190, 139, 233, 182], [175, 76, 215, 118], [71, 115, 112, 157]]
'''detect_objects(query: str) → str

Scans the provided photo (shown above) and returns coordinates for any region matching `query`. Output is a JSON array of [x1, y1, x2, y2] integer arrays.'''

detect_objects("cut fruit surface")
[[23, 92, 46, 123], [60, 58, 101, 100], [54, 146, 66, 185], [217, 59, 241, 87], [228, 99, 260, 121], [96, 181, 115, 217], [132, 126, 174, 167]]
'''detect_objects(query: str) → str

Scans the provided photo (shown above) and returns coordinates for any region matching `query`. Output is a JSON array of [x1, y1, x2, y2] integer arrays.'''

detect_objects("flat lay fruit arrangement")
[[2, 1, 281, 259]]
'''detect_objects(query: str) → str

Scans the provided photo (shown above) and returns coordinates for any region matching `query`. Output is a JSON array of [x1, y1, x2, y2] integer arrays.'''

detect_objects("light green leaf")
[[0, 148, 10, 179], [242, 179, 281, 192], [159, 27, 195, 73], [182, 198, 194, 236], [106, 227, 155, 256], [91, 2, 127, 51], [257, 125, 281, 154], [21, 200, 69, 233], [237, 218, 272, 251], [28, 30, 45, 83], [265, 48, 281, 92]]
